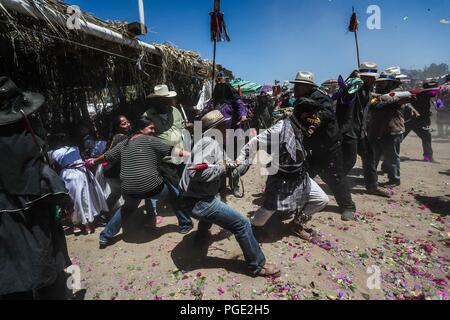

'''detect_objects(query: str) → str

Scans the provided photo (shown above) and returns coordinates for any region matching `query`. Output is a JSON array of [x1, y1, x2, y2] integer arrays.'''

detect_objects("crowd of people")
[[1, 64, 449, 299]]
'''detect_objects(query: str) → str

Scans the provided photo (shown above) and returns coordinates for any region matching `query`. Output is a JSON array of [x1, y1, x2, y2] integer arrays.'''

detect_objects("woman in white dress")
[[49, 133, 108, 234]]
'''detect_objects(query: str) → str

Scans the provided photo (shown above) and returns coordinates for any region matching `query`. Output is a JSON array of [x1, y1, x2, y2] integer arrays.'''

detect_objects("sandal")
[[255, 263, 280, 277]]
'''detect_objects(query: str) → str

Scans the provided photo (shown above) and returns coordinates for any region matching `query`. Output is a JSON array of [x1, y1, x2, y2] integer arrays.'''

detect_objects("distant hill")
[[403, 63, 449, 80]]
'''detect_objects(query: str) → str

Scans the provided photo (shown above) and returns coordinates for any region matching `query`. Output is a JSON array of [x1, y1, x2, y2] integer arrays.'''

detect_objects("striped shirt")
[[104, 135, 173, 197]]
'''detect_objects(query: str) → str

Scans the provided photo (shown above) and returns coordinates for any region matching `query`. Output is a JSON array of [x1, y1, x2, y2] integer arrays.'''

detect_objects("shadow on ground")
[[439, 170, 450, 177], [415, 194, 450, 217], [171, 230, 250, 276]]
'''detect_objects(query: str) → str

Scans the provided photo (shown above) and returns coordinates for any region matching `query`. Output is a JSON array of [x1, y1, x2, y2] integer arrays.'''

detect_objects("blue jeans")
[[100, 182, 192, 241], [382, 134, 401, 183], [182, 196, 266, 274], [145, 198, 158, 216], [371, 134, 402, 183], [366, 134, 402, 187], [145, 165, 185, 216]]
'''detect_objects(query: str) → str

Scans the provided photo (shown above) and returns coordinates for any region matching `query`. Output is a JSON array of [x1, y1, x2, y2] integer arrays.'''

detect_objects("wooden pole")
[[211, 0, 221, 87], [212, 38, 217, 86], [354, 30, 361, 67], [352, 7, 361, 68]]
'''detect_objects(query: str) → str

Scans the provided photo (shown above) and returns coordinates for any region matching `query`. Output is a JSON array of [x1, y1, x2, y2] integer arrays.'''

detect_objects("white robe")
[[49, 146, 108, 225]]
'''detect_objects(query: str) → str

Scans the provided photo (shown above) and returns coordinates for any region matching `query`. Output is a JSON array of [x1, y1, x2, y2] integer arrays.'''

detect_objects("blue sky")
[[71, 0, 450, 84]]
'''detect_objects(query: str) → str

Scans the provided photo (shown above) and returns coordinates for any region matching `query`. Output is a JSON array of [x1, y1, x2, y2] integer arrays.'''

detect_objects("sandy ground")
[[67, 127, 450, 301]]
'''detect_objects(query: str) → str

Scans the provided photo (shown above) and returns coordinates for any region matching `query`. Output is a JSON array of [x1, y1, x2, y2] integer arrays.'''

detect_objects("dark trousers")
[[403, 121, 433, 158], [342, 137, 369, 175], [0, 271, 68, 300], [308, 144, 356, 212], [364, 134, 402, 188], [341, 136, 367, 176], [342, 136, 358, 176]]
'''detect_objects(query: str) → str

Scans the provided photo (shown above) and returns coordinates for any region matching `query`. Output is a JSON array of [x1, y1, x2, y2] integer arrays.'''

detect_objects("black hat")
[[293, 97, 321, 121], [423, 80, 439, 89], [445, 74, 450, 83], [217, 71, 229, 79], [0, 77, 45, 126], [294, 97, 321, 113]]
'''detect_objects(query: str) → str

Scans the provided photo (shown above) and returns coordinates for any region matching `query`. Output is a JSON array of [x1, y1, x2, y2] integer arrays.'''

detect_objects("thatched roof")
[[0, 0, 222, 138]]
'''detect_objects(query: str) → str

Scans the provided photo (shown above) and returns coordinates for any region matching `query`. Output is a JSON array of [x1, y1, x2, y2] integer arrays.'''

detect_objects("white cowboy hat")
[[290, 71, 317, 86], [359, 62, 379, 77], [147, 84, 177, 99]]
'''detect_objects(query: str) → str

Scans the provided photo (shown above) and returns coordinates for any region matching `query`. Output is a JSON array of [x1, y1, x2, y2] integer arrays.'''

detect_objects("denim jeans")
[[381, 134, 402, 183], [100, 181, 192, 241], [365, 134, 402, 187], [181, 196, 266, 274], [146, 164, 185, 216], [145, 198, 158, 216]]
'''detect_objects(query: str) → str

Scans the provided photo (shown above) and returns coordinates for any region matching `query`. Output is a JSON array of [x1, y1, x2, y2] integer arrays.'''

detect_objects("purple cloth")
[[261, 85, 274, 94], [205, 99, 248, 129], [220, 99, 248, 129]]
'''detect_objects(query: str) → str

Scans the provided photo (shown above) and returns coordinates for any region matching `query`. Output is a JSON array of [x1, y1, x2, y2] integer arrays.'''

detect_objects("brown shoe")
[[291, 223, 320, 242], [255, 263, 280, 277], [366, 187, 391, 198]]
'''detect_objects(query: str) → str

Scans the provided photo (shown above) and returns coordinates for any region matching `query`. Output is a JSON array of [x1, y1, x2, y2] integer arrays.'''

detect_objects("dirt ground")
[[67, 124, 450, 301]]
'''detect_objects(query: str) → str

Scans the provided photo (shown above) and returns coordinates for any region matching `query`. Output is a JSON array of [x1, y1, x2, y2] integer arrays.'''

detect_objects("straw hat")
[[201, 110, 230, 132], [290, 71, 317, 86], [376, 67, 405, 83], [147, 84, 177, 99], [322, 79, 339, 87], [359, 62, 379, 77]]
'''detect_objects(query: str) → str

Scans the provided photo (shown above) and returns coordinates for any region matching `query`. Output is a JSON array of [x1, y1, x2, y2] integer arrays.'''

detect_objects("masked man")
[[237, 98, 329, 241], [290, 71, 356, 221]]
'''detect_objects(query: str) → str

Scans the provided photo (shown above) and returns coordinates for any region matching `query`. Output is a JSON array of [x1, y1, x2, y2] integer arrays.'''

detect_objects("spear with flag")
[[210, 0, 231, 86], [348, 7, 361, 68]]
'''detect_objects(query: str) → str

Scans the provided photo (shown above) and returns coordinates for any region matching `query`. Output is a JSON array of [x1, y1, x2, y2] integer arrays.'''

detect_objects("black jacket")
[[302, 88, 341, 156], [337, 87, 371, 139], [407, 94, 433, 127]]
